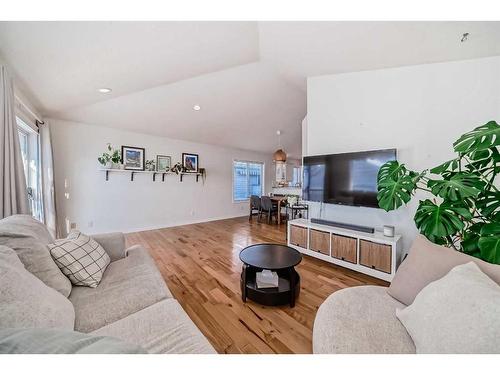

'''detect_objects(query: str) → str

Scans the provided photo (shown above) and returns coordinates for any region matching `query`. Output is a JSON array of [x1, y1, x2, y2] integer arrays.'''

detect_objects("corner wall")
[[306, 56, 500, 251], [50, 119, 274, 235]]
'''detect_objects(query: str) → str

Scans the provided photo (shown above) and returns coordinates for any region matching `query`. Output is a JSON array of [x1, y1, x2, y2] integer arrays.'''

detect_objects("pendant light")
[[273, 130, 287, 162]]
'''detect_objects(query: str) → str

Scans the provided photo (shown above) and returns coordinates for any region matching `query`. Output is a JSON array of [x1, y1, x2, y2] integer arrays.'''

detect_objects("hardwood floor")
[[126, 217, 388, 354]]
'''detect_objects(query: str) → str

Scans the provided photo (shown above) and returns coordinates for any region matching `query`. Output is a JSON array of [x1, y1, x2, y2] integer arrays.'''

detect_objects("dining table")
[[269, 196, 288, 225]]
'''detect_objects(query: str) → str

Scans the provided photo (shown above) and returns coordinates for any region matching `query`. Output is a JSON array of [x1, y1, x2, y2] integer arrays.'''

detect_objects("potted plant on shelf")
[[98, 143, 122, 169], [377, 121, 500, 264], [145, 160, 155, 171]]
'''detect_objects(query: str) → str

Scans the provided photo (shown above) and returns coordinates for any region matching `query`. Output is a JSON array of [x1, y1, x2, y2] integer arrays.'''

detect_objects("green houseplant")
[[377, 121, 500, 264], [98, 143, 122, 169]]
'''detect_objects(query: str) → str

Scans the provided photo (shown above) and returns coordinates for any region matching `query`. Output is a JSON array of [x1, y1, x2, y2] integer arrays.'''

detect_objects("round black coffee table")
[[239, 243, 302, 307]]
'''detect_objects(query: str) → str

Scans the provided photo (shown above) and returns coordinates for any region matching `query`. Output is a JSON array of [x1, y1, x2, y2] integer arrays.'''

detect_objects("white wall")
[[307, 56, 500, 251], [301, 116, 308, 157], [50, 119, 274, 235]]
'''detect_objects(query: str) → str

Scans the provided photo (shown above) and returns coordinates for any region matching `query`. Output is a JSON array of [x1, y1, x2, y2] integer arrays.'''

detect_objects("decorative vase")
[[103, 161, 112, 169], [112, 162, 121, 169]]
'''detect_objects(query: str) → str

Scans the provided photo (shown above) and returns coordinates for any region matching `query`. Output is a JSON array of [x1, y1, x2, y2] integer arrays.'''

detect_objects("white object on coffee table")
[[256, 269, 279, 288]]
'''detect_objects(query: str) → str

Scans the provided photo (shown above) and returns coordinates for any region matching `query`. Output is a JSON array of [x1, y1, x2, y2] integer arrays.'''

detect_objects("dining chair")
[[260, 196, 278, 224], [249, 195, 261, 221]]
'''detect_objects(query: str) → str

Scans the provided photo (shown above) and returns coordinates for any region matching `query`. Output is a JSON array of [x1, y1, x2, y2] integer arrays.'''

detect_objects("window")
[[233, 161, 264, 201], [292, 166, 302, 187], [17, 117, 42, 221], [18, 128, 29, 181]]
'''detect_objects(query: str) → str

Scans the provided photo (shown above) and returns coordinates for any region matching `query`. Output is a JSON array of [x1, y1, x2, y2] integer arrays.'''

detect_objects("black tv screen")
[[302, 149, 396, 208]]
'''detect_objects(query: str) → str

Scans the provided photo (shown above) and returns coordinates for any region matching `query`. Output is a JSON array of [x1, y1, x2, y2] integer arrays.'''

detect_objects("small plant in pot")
[[145, 160, 155, 171], [98, 144, 122, 169]]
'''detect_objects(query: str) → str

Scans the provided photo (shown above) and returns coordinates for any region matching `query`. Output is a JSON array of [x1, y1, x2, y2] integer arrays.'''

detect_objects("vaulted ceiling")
[[1, 21, 500, 156]]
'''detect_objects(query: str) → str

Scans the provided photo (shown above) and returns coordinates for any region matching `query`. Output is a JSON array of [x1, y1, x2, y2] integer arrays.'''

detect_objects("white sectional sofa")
[[0, 215, 215, 354]]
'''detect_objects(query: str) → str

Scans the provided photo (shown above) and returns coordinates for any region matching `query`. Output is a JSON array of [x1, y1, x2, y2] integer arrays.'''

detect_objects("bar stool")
[[291, 203, 309, 220]]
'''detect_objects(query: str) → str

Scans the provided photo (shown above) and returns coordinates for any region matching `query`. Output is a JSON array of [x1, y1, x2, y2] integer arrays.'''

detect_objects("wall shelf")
[[100, 169, 171, 182], [99, 169, 204, 183], [179, 172, 203, 182]]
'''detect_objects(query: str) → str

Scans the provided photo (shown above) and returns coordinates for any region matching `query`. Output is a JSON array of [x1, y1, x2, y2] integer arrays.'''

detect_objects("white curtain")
[[39, 121, 58, 238], [0, 65, 29, 218]]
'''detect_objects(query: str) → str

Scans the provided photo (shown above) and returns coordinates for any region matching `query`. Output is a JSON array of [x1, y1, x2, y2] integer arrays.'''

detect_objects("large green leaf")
[[461, 222, 485, 258], [476, 191, 500, 218], [414, 199, 472, 238], [478, 222, 500, 264], [426, 233, 450, 247], [377, 176, 415, 211], [377, 161, 418, 211], [466, 147, 500, 174], [427, 173, 486, 201], [430, 158, 459, 175], [461, 233, 481, 258], [453, 121, 500, 154], [377, 160, 406, 182], [469, 147, 496, 162]]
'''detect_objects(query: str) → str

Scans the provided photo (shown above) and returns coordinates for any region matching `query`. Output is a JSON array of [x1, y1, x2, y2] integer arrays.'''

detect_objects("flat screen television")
[[302, 149, 396, 208]]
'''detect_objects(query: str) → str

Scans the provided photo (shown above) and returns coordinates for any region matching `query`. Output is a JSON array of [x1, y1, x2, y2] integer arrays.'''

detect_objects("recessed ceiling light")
[[193, 105, 201, 111], [98, 88, 112, 93]]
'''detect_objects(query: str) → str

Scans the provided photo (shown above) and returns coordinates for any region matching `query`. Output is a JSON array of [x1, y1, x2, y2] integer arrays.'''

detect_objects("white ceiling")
[[1, 21, 500, 156], [259, 21, 500, 90]]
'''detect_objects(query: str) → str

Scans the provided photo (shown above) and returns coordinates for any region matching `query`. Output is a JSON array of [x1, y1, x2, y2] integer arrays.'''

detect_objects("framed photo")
[[121, 146, 145, 170], [182, 153, 199, 173], [156, 155, 171, 172]]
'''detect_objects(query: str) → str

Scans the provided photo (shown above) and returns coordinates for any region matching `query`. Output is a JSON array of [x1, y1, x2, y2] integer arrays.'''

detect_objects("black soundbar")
[[310, 218, 374, 233]]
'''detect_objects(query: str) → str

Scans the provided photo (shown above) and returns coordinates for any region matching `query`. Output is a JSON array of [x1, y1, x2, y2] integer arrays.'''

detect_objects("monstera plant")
[[377, 121, 500, 264]]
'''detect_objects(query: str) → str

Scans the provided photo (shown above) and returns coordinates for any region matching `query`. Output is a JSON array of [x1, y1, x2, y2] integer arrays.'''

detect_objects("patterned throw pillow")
[[48, 231, 110, 288]]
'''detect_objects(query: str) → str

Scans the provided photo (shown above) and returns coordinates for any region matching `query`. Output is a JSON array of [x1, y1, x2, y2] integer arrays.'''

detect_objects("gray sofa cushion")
[[91, 232, 126, 262], [0, 245, 75, 330], [92, 299, 216, 354], [0, 215, 71, 297], [313, 286, 415, 354], [388, 235, 500, 306], [70, 246, 173, 333], [0, 328, 146, 354]]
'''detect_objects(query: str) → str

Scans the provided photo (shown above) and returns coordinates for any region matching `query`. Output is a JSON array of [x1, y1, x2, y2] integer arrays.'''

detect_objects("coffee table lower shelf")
[[240, 266, 300, 307]]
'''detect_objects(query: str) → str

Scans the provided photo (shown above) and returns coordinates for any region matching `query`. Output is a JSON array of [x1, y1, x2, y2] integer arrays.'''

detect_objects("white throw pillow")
[[396, 262, 500, 354], [48, 231, 110, 288]]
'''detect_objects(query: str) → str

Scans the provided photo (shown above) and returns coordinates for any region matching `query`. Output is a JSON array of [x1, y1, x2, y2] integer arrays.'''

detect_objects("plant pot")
[[112, 162, 121, 169], [102, 161, 112, 169]]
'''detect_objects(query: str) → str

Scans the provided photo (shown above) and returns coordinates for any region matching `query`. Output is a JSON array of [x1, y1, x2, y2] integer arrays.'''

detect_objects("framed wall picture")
[[182, 153, 199, 173], [121, 146, 145, 170], [156, 155, 171, 172]]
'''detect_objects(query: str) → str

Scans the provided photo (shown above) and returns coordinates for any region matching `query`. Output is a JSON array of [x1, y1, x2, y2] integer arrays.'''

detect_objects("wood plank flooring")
[[126, 217, 388, 354]]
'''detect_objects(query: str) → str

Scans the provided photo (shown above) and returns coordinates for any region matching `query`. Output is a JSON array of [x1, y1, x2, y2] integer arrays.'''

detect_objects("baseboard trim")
[[85, 213, 250, 235]]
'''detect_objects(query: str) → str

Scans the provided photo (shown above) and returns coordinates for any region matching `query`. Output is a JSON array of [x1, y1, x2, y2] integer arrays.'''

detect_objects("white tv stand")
[[287, 218, 403, 282]]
